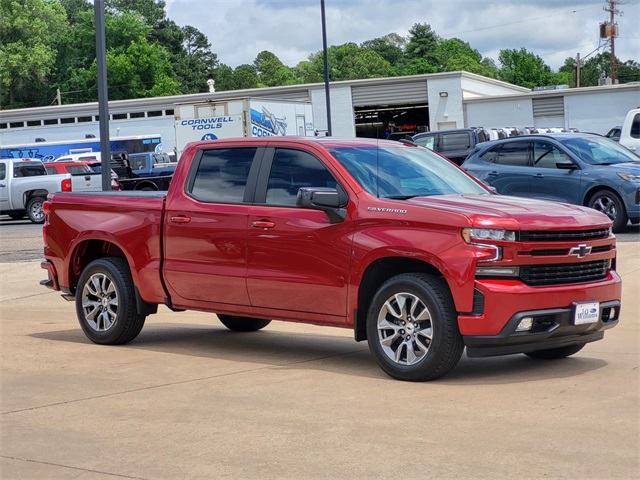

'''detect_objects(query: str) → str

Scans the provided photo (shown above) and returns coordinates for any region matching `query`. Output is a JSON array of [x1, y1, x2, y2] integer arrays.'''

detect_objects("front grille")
[[520, 260, 610, 286], [519, 228, 610, 242], [518, 244, 613, 257]]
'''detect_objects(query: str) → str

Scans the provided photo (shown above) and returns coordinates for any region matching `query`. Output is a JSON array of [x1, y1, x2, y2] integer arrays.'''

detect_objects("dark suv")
[[412, 127, 489, 165]]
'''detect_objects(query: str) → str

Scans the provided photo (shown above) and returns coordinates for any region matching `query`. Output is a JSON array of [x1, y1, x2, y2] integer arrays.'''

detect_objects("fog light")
[[516, 317, 534, 332]]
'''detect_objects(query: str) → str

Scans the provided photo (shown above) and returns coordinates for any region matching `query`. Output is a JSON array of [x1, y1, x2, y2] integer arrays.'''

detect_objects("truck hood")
[[404, 194, 611, 230]]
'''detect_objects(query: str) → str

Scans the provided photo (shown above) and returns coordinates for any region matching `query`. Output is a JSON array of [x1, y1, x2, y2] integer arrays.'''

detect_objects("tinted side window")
[[631, 113, 640, 139], [266, 149, 337, 206], [532, 142, 571, 169], [191, 148, 256, 203], [0, 163, 6, 180], [13, 162, 46, 177], [45, 166, 56, 175], [66, 165, 92, 174], [478, 147, 500, 163], [414, 134, 436, 150], [495, 142, 530, 166], [441, 133, 471, 152]]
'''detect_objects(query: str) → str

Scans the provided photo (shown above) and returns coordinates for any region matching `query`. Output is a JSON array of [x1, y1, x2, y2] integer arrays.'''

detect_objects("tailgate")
[[70, 173, 103, 192]]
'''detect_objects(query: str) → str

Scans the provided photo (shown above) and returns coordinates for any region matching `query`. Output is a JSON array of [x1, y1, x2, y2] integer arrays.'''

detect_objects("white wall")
[[564, 89, 640, 135], [427, 77, 464, 130], [311, 86, 355, 137], [465, 98, 534, 129]]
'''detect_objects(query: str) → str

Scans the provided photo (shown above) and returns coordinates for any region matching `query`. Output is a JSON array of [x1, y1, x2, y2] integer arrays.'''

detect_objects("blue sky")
[[165, 0, 639, 71]]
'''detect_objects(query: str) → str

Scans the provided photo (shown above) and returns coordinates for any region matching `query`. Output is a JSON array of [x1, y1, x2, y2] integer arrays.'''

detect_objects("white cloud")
[[165, 0, 639, 71]]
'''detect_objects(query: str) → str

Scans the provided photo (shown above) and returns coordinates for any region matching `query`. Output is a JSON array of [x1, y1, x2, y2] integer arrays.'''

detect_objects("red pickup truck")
[[40, 137, 622, 381]]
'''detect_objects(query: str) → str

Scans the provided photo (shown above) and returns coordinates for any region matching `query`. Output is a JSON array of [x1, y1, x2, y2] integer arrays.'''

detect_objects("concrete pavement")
[[1, 243, 638, 479]]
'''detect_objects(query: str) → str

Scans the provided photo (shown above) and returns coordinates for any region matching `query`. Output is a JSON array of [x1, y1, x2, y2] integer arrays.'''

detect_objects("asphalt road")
[[1, 215, 638, 264]]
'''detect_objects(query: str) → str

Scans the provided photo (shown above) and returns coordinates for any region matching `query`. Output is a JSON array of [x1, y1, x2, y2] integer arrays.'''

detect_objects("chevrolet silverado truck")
[[1, 157, 72, 223], [40, 137, 622, 381]]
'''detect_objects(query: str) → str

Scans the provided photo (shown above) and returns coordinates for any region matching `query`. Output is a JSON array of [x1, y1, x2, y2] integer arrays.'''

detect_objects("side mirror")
[[556, 160, 578, 170], [296, 187, 347, 223]]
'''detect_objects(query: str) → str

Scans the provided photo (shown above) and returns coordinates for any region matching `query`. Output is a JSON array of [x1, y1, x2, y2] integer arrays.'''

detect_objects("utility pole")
[[576, 53, 581, 88], [56, 88, 61, 105], [603, 0, 624, 84]]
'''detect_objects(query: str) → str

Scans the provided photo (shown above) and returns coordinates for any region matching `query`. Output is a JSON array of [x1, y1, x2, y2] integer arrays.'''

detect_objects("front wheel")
[[588, 190, 628, 233], [217, 314, 271, 332], [524, 343, 585, 360], [366, 273, 464, 382], [26, 197, 46, 224], [75, 257, 146, 344]]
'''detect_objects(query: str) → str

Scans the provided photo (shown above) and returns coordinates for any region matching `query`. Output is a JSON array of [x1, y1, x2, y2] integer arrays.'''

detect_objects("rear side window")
[[478, 147, 499, 163], [190, 148, 257, 203], [13, 162, 46, 177], [0, 163, 6, 180], [66, 165, 93, 174], [495, 142, 530, 166], [45, 166, 56, 175], [441, 133, 471, 152]]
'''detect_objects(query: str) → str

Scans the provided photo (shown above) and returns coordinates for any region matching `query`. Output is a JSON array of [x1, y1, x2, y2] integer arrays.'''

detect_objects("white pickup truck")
[[0, 158, 72, 223], [619, 107, 640, 156]]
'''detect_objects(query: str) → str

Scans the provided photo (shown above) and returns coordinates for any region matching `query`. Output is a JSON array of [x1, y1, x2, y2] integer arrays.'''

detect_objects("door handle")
[[252, 220, 275, 229], [532, 174, 545, 179], [170, 216, 191, 224], [628, 146, 637, 151], [487, 171, 499, 177]]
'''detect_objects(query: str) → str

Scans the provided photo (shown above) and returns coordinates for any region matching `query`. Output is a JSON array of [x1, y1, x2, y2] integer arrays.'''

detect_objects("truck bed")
[[44, 191, 168, 304]]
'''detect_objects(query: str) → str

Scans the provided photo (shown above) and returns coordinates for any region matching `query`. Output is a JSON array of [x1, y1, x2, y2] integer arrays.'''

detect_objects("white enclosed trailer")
[[174, 97, 314, 155]]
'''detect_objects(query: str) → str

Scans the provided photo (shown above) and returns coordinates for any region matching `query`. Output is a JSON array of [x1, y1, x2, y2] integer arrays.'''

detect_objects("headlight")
[[462, 228, 516, 243], [617, 172, 640, 182]]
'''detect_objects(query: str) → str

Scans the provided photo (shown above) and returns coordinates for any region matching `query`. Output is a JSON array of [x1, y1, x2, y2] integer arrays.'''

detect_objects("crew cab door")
[[246, 146, 353, 321], [163, 146, 262, 306]]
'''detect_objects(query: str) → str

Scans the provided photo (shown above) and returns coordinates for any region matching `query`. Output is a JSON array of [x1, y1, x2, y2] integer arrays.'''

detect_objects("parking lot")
[[1, 218, 638, 479]]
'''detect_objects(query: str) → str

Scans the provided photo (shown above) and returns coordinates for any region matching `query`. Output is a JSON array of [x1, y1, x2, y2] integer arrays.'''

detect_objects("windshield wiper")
[[384, 195, 418, 200]]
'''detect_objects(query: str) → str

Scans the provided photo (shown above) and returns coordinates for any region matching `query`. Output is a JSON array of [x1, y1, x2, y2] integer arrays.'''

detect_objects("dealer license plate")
[[573, 301, 600, 325]]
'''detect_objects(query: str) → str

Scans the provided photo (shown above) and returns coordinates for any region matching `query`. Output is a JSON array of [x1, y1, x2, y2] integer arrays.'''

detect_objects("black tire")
[[366, 273, 464, 382], [8, 213, 26, 220], [588, 190, 628, 233], [75, 257, 146, 345], [217, 314, 271, 332], [26, 197, 46, 224], [524, 343, 585, 360]]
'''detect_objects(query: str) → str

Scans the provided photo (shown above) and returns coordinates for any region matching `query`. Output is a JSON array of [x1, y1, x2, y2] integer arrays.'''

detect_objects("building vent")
[[532, 96, 564, 117]]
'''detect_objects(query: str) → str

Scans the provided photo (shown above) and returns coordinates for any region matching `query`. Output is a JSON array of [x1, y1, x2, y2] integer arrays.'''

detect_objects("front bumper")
[[463, 300, 620, 357]]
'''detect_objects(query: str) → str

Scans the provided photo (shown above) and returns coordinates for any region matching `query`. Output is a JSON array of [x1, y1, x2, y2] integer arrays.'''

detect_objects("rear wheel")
[[217, 314, 271, 332], [588, 190, 628, 233], [75, 257, 146, 344], [26, 197, 46, 224], [524, 343, 585, 360], [366, 273, 464, 382]]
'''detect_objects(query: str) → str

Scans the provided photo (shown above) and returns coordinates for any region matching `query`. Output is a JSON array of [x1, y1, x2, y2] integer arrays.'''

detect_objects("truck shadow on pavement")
[[31, 323, 608, 385]]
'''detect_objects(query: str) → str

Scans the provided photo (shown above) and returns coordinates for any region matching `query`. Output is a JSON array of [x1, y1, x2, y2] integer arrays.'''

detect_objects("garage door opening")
[[354, 104, 429, 139]]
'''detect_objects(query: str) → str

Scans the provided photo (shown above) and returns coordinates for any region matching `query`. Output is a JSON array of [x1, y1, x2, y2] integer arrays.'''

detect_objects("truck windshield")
[[328, 145, 488, 198]]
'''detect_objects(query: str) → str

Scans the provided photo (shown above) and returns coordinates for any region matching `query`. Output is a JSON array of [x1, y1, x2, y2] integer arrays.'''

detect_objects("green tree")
[[436, 38, 496, 77], [106, 0, 166, 26], [174, 25, 219, 93], [232, 64, 260, 89], [254, 50, 296, 87], [497, 48, 554, 89], [361, 33, 406, 66], [404, 23, 440, 66], [0, 0, 68, 107]]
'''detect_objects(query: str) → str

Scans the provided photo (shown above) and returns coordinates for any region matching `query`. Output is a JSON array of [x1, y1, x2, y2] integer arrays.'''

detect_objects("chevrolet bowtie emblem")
[[569, 244, 592, 258]]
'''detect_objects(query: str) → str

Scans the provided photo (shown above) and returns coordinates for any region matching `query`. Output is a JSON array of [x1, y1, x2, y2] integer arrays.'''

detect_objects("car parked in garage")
[[461, 133, 640, 232]]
